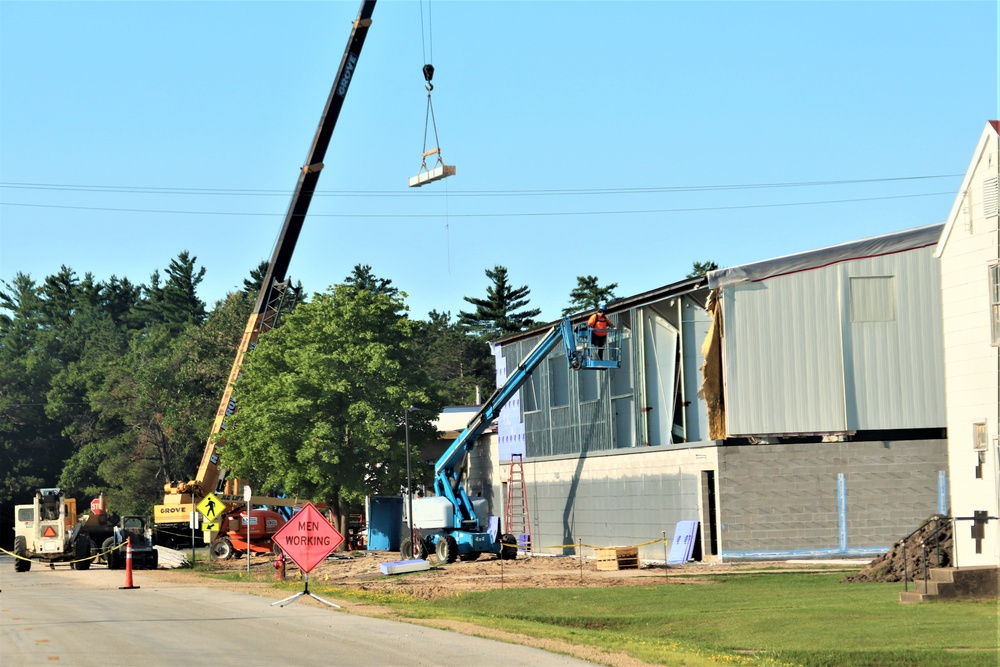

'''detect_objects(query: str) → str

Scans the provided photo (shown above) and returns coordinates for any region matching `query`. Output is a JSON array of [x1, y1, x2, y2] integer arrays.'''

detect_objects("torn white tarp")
[[707, 223, 945, 289]]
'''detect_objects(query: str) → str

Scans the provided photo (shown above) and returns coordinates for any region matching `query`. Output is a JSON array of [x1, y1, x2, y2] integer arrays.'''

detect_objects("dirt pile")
[[843, 515, 952, 583]]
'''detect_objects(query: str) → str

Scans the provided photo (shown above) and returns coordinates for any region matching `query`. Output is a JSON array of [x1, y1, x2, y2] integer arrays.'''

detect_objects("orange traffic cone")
[[118, 536, 140, 590]]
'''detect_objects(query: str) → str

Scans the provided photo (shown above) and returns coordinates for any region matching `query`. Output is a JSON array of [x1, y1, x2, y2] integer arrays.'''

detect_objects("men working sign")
[[270, 502, 344, 608]]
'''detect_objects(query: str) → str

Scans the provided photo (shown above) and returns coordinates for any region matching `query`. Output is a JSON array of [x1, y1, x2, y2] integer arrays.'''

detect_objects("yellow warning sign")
[[202, 521, 220, 532], [196, 493, 225, 523]]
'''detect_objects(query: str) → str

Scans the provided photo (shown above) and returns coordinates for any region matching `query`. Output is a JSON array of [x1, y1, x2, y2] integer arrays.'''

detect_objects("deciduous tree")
[[221, 279, 436, 532]]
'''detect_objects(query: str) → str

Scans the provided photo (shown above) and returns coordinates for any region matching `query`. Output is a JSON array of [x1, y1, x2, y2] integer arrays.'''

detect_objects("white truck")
[[13, 488, 96, 572]]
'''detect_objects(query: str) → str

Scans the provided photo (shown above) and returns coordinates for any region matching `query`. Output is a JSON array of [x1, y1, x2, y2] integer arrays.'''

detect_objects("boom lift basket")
[[569, 325, 622, 370]]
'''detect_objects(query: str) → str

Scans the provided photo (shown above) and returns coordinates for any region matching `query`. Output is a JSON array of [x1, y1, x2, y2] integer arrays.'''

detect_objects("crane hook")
[[423, 63, 434, 92]]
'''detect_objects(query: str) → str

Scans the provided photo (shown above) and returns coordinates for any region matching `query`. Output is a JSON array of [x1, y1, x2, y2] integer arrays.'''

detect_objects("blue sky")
[[1, 1, 997, 323]]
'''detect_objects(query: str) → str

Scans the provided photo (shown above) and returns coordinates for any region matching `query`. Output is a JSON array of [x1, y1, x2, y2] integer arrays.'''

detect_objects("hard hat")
[[598, 303, 607, 311]]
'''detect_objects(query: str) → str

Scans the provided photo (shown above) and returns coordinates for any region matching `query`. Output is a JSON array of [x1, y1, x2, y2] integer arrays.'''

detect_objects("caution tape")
[[0, 546, 34, 563], [0, 540, 128, 565], [154, 527, 195, 539], [539, 536, 670, 551]]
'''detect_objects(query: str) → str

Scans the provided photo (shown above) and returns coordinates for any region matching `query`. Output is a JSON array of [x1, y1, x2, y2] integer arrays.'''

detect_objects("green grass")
[[310, 573, 999, 667]]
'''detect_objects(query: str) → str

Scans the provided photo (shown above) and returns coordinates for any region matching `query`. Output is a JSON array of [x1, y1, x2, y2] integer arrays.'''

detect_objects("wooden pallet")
[[595, 546, 639, 571]]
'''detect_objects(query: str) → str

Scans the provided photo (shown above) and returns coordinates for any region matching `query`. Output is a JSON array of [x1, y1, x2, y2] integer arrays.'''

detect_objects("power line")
[[0, 174, 963, 198], [0, 191, 955, 219]]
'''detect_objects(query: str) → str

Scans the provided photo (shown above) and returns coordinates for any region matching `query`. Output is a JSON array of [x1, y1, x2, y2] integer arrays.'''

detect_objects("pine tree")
[[563, 275, 618, 316], [344, 264, 399, 297], [687, 261, 719, 278], [459, 265, 541, 338]]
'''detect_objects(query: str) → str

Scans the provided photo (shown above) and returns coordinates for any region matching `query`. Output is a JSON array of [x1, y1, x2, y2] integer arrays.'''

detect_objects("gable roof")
[[934, 120, 1000, 257], [708, 223, 944, 289], [494, 275, 707, 345]]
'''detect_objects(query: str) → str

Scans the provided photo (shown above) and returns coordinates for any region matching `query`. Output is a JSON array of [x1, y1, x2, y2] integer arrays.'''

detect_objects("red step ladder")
[[504, 454, 532, 554]]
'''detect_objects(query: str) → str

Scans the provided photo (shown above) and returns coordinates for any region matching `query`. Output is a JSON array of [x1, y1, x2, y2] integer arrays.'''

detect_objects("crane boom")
[[156, 1, 378, 529]]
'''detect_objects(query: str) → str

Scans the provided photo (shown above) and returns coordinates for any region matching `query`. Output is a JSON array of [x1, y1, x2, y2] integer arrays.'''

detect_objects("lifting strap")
[[421, 63, 444, 172]]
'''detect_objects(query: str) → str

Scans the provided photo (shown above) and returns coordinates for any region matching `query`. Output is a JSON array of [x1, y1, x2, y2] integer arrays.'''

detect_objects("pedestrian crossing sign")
[[196, 492, 225, 523]]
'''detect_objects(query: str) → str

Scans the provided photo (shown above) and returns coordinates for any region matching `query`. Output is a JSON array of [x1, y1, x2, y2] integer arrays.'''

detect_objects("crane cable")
[[420, 0, 451, 273], [419, 0, 444, 172]]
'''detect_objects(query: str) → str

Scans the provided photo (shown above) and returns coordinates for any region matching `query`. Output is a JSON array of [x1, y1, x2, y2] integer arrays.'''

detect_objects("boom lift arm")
[[408, 317, 620, 562], [158, 1, 377, 514]]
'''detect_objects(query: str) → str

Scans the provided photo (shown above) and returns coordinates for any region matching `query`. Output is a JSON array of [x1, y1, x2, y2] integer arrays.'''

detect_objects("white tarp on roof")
[[707, 223, 945, 289]]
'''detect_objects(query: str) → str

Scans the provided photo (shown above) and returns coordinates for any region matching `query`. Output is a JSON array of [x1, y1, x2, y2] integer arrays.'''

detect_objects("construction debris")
[[842, 515, 952, 583], [153, 546, 190, 569], [380, 559, 432, 575]]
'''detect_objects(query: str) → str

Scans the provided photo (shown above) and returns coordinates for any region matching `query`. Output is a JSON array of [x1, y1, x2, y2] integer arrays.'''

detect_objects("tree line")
[[1, 254, 624, 519]]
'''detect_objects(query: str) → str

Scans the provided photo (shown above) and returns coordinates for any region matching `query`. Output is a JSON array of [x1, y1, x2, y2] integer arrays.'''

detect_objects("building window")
[[549, 357, 569, 408], [850, 276, 895, 322], [523, 370, 540, 413], [974, 422, 988, 450], [974, 422, 988, 479], [990, 264, 1000, 346], [984, 176, 999, 218], [579, 366, 599, 402]]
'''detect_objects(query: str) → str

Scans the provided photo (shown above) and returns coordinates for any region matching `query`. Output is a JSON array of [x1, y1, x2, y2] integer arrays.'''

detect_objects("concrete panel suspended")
[[408, 163, 456, 187]]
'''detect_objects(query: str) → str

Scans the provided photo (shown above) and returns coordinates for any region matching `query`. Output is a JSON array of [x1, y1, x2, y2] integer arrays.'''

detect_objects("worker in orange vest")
[[587, 303, 615, 360]]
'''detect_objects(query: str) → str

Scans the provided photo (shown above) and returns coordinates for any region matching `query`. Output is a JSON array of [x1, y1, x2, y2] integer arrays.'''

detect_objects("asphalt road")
[[0, 556, 598, 667]]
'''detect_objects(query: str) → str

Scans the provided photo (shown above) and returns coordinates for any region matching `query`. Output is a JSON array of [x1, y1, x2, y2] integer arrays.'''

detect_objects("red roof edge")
[[990, 120, 1000, 134]]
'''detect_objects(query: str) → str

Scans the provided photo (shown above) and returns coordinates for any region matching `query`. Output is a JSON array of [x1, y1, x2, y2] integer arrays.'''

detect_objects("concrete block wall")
[[718, 439, 948, 558], [518, 445, 717, 561]]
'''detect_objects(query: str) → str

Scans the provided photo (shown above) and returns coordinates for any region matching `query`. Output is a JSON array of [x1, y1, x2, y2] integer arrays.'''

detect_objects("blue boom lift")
[[402, 317, 621, 563]]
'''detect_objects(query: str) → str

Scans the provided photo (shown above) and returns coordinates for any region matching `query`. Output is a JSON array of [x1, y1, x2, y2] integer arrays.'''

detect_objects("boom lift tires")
[[414, 537, 429, 560], [400, 534, 431, 560], [435, 534, 458, 564], [14, 536, 30, 572], [210, 536, 235, 560]]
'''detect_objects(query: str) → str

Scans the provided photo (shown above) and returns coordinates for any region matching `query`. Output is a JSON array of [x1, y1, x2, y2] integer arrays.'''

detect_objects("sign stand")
[[268, 502, 344, 609], [244, 485, 252, 575], [271, 573, 339, 608]]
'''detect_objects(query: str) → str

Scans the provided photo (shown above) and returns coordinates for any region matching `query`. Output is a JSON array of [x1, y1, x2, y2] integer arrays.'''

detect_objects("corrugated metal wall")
[[843, 252, 945, 429], [498, 294, 712, 458], [505, 333, 618, 458], [722, 246, 945, 436]]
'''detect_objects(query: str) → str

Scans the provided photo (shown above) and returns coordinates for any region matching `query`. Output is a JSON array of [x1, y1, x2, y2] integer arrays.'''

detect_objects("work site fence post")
[[662, 530, 668, 580]]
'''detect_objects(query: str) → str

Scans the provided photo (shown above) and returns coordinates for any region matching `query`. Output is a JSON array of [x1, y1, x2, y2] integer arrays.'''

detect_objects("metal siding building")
[[712, 224, 946, 437], [464, 227, 948, 563]]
